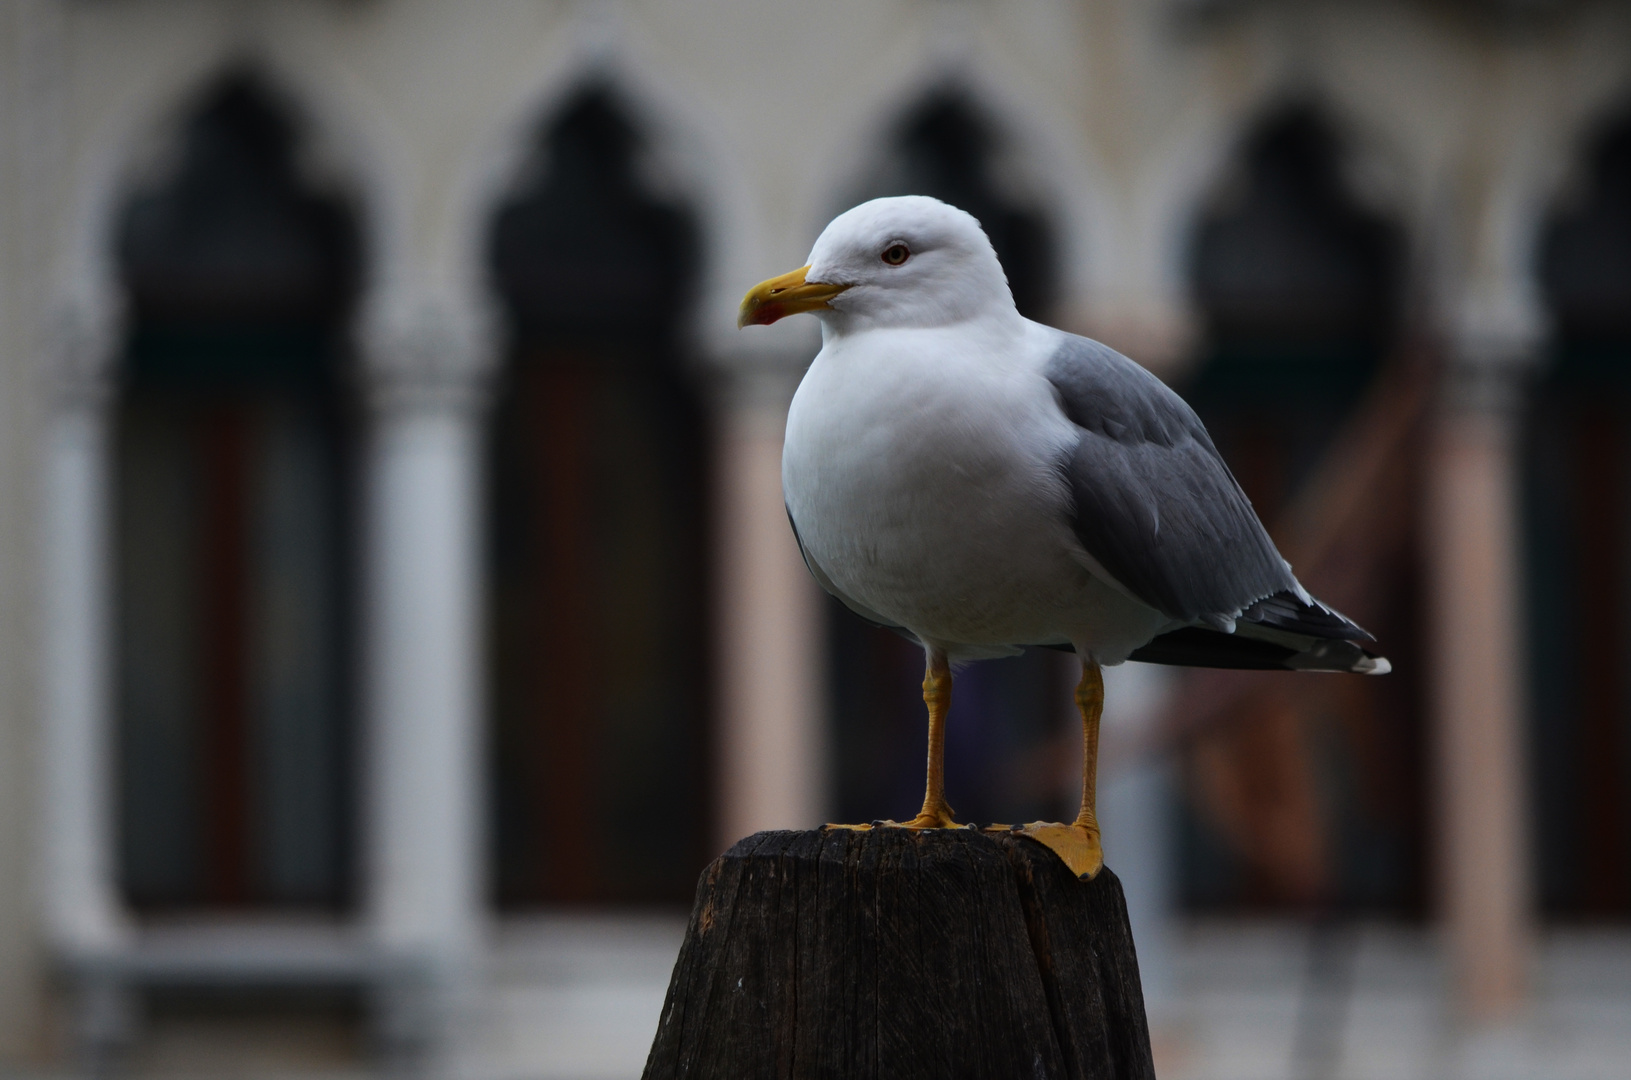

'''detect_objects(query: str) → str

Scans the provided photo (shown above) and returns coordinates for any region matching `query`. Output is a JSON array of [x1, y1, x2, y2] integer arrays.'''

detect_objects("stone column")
[[37, 305, 139, 1071], [37, 308, 128, 958], [357, 295, 494, 1065], [1425, 343, 1533, 1020], [711, 365, 829, 851]]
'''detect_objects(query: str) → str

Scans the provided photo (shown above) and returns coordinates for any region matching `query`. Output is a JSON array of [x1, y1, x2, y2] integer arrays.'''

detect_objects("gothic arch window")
[[1178, 106, 1423, 914], [1528, 110, 1631, 918], [115, 76, 361, 910], [1190, 107, 1400, 498], [828, 90, 1068, 828], [487, 87, 709, 906]]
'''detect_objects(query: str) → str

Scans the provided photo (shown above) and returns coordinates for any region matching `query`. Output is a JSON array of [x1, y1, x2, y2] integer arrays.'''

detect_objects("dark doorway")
[[115, 75, 360, 910], [829, 91, 1071, 828], [487, 88, 711, 907], [1527, 110, 1631, 920], [1177, 107, 1425, 915]]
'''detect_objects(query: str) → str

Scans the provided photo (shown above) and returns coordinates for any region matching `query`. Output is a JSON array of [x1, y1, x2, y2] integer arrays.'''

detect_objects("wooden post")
[[643, 828, 1155, 1080]]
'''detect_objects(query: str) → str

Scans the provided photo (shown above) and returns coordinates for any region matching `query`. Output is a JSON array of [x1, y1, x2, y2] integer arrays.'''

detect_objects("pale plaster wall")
[[0, 2, 64, 1064]]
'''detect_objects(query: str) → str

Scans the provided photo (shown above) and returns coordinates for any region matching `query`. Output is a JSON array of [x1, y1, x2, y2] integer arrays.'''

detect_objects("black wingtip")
[[1127, 626, 1388, 673], [1285, 638, 1391, 674]]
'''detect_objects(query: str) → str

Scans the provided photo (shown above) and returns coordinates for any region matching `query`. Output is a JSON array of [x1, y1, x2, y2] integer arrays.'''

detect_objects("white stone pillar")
[[37, 309, 127, 957], [1425, 347, 1533, 1021], [712, 367, 828, 851], [358, 297, 494, 1059]]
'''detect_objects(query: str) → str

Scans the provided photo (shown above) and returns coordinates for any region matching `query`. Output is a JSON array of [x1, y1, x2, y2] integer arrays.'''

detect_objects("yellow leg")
[[1074, 660, 1103, 836], [904, 649, 958, 829], [1007, 659, 1104, 878]]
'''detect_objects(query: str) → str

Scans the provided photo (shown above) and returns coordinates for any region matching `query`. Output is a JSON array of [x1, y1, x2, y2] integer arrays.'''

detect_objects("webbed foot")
[[990, 820, 1103, 879]]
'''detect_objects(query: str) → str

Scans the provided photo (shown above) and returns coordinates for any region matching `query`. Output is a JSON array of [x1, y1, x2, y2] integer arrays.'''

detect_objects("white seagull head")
[[738, 196, 1017, 335]]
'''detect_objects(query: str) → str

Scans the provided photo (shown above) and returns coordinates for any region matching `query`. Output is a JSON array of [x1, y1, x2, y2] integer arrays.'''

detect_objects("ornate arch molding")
[[452, 49, 741, 370], [1178, 92, 1415, 317], [1187, 99, 1408, 345], [49, 55, 391, 405]]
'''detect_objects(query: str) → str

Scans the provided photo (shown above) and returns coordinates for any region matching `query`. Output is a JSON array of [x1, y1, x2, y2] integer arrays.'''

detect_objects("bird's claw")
[[823, 810, 965, 831], [900, 811, 960, 829], [894, 796, 960, 829]]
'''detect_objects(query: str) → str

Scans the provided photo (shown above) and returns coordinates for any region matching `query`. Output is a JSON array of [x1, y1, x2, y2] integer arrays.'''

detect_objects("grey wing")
[[785, 505, 915, 637], [1044, 334, 1320, 629]]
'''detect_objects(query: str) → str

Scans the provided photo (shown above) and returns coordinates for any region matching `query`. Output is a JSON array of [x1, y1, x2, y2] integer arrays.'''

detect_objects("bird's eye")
[[881, 243, 910, 266]]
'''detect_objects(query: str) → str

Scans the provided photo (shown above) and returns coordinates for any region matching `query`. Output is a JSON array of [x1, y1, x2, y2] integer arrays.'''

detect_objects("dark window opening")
[[1189, 107, 1402, 489], [1177, 106, 1425, 917], [830, 91, 1071, 829], [1527, 110, 1631, 920], [487, 88, 711, 907], [115, 75, 361, 911]]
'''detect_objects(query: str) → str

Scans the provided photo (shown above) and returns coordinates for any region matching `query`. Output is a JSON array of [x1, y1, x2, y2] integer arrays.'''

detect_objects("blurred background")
[[1, 1, 1630, 1077]]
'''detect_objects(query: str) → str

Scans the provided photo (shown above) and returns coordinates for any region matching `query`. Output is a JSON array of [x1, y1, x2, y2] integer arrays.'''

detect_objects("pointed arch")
[[454, 42, 750, 363], [485, 83, 710, 906], [1185, 105, 1404, 499], [113, 71, 362, 910], [1192, 105, 1402, 352]]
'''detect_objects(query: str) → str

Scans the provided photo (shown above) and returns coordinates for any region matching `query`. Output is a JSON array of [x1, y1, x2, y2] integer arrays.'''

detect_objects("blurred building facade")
[[2, 0, 1630, 1076]]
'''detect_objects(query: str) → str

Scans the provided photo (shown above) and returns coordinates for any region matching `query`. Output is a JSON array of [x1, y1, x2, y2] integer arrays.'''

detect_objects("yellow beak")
[[737, 265, 850, 328]]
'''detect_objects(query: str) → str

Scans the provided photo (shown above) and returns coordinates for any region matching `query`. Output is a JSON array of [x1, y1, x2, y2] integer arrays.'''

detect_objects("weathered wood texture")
[[642, 828, 1155, 1080]]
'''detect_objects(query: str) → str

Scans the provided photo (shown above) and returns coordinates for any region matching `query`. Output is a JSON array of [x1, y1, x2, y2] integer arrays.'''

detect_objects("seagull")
[[738, 195, 1388, 878]]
